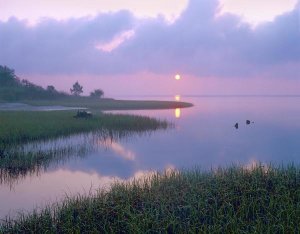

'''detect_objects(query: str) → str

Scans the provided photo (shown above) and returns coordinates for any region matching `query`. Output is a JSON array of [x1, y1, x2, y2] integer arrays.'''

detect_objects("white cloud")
[[0, 0, 188, 24], [95, 30, 135, 52], [218, 0, 298, 26]]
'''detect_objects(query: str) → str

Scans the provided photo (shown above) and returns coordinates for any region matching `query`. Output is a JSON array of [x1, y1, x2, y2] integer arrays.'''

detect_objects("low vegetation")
[[1, 164, 299, 233], [0, 123, 164, 187], [0, 110, 171, 186], [25, 97, 193, 110], [0, 111, 170, 146]]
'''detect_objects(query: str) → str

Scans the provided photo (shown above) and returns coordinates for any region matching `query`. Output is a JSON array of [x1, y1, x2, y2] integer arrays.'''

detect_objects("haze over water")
[[1, 95, 300, 219]]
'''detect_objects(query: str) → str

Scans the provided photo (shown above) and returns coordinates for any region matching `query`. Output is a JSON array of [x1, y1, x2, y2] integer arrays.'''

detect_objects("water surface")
[[0, 102, 86, 111], [1, 96, 300, 219]]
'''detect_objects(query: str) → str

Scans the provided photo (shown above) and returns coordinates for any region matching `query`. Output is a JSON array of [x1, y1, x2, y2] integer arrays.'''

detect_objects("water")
[[1, 96, 300, 219], [0, 102, 87, 111]]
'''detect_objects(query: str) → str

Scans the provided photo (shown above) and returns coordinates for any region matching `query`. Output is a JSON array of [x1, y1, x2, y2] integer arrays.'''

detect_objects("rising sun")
[[175, 74, 181, 80]]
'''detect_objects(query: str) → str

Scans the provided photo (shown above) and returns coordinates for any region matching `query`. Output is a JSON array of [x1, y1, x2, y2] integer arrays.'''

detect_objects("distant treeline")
[[0, 65, 68, 101], [0, 65, 105, 101]]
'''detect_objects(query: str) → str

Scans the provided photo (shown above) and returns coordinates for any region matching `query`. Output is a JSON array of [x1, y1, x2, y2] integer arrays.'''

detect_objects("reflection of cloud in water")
[[59, 164, 177, 192], [98, 139, 136, 161], [0, 164, 176, 219], [0, 129, 153, 187], [0, 169, 114, 219]]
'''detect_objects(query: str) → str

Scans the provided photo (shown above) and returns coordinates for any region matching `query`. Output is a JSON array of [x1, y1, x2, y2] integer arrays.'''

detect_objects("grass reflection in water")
[[0, 112, 171, 187]]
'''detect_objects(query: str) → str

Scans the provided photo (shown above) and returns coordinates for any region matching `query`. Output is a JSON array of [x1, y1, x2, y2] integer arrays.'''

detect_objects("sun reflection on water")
[[175, 108, 181, 118], [97, 139, 136, 161]]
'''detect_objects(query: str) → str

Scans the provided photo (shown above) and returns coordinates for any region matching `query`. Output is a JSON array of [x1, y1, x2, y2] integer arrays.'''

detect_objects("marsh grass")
[[0, 111, 170, 147], [0, 129, 161, 187], [1, 164, 300, 233], [0, 113, 170, 186]]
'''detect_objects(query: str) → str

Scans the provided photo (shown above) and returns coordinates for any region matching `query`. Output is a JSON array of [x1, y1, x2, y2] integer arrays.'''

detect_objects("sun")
[[174, 95, 181, 101], [175, 74, 181, 80]]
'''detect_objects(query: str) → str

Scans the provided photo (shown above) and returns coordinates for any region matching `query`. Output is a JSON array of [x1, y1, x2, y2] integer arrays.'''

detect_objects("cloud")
[[248, 11, 300, 64], [219, 0, 298, 26], [0, 0, 299, 79], [0, 11, 134, 74], [111, 0, 300, 78], [0, 0, 188, 24]]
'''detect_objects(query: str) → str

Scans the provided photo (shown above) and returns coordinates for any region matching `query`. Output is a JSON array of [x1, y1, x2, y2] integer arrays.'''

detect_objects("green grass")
[[1, 164, 299, 233], [24, 97, 193, 110], [0, 111, 170, 146], [0, 111, 171, 186]]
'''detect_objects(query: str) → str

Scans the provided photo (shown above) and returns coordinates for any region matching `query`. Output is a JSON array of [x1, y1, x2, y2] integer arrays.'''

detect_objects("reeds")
[[0, 113, 170, 187], [0, 111, 170, 146], [1, 164, 299, 233]]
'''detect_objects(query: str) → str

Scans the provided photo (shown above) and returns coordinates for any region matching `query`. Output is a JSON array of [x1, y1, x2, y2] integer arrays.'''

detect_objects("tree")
[[47, 85, 56, 93], [90, 89, 104, 98], [21, 79, 34, 87], [0, 65, 19, 86], [70, 81, 83, 96]]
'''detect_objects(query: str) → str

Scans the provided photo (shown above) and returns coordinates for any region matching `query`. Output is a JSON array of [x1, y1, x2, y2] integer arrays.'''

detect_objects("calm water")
[[1, 96, 300, 219]]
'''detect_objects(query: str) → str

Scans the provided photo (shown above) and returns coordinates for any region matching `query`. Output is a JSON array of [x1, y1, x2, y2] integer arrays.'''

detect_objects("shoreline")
[[0, 99, 193, 111]]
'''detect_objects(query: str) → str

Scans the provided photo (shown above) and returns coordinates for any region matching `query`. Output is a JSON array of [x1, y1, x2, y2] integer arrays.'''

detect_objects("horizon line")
[[114, 94, 300, 98]]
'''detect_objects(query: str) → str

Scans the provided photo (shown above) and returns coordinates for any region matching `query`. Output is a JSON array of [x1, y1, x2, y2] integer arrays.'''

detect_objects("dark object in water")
[[246, 120, 254, 125], [234, 123, 238, 129], [74, 110, 93, 118]]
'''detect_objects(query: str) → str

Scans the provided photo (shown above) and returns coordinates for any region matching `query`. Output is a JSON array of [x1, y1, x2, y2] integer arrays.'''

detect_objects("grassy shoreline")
[[0, 115, 170, 187], [0, 110, 171, 187], [1, 164, 299, 233], [23, 97, 194, 110], [0, 111, 170, 146]]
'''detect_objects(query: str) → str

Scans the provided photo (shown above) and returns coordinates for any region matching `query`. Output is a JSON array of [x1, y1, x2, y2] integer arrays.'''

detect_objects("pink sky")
[[25, 73, 300, 97], [1, 0, 299, 96], [0, 0, 297, 25]]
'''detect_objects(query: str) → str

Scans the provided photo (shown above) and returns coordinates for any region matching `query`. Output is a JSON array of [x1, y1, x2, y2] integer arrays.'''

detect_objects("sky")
[[0, 0, 299, 96]]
